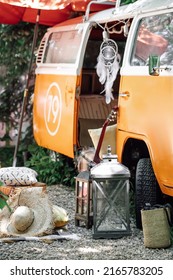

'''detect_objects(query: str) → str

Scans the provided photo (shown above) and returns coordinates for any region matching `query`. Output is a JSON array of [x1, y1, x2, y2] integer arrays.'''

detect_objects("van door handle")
[[65, 85, 73, 106], [119, 91, 130, 97]]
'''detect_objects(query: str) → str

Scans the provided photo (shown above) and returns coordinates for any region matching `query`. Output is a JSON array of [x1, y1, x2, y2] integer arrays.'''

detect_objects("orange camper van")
[[33, 0, 173, 227]]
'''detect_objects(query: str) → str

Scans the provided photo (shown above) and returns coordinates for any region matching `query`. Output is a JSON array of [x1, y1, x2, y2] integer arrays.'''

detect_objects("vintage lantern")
[[90, 146, 131, 239], [75, 171, 93, 229]]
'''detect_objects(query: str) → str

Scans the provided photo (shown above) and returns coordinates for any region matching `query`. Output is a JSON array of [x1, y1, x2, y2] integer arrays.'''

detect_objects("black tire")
[[135, 158, 162, 229]]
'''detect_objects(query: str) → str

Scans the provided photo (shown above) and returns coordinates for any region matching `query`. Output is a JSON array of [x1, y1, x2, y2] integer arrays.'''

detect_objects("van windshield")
[[43, 30, 82, 64]]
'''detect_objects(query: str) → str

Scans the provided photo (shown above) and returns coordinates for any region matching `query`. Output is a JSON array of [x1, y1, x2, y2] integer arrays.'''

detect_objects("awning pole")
[[12, 9, 41, 167]]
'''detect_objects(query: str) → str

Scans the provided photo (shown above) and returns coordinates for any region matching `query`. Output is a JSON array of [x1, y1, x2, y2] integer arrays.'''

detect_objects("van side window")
[[44, 30, 82, 64], [131, 13, 173, 66]]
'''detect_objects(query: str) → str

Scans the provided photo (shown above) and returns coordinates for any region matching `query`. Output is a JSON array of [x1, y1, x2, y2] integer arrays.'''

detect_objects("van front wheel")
[[135, 158, 161, 229]]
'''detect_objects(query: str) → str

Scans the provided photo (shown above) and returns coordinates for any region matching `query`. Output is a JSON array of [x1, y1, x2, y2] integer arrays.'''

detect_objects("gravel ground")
[[0, 184, 173, 260]]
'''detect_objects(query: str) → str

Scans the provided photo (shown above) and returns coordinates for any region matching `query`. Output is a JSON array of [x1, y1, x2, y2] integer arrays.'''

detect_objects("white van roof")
[[87, 0, 173, 23], [49, 0, 173, 30]]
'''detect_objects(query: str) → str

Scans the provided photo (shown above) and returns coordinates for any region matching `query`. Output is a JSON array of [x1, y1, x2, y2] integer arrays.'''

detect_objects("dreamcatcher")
[[96, 30, 121, 104]]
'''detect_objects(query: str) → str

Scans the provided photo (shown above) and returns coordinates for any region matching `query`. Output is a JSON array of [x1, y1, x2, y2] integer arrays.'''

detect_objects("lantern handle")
[[93, 106, 118, 164]]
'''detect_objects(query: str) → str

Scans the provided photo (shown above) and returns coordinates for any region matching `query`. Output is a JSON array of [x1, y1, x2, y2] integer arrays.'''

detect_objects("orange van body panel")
[[117, 74, 173, 196], [33, 73, 79, 158]]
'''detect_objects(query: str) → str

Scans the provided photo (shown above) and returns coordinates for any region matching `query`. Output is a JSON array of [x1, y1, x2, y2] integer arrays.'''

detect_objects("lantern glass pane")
[[94, 179, 129, 232]]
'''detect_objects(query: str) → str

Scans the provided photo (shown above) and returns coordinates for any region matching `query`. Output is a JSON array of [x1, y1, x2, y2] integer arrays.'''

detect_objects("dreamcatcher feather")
[[96, 36, 120, 104]]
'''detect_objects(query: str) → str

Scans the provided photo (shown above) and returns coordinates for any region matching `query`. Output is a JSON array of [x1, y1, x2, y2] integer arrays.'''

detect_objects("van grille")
[[36, 37, 46, 64]]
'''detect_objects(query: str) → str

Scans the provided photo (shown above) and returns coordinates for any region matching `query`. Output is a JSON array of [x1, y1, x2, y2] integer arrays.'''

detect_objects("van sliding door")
[[33, 22, 91, 158]]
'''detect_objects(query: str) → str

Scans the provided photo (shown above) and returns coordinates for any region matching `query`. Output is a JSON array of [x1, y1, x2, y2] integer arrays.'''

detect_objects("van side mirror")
[[149, 55, 160, 76]]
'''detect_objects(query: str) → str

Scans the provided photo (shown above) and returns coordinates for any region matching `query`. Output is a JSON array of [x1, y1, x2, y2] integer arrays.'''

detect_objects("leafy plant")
[[121, 0, 138, 5], [0, 147, 24, 167], [0, 190, 11, 211], [25, 143, 77, 187]]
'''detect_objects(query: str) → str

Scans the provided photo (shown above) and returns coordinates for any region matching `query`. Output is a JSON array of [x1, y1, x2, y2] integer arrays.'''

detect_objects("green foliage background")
[[0, 23, 46, 129], [121, 0, 137, 5]]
